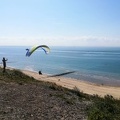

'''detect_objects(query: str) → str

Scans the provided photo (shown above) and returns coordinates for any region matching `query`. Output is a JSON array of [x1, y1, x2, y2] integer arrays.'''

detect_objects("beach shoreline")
[[21, 69, 120, 99]]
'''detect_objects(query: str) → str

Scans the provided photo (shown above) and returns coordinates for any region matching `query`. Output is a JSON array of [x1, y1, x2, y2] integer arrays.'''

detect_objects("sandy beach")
[[22, 70, 120, 99]]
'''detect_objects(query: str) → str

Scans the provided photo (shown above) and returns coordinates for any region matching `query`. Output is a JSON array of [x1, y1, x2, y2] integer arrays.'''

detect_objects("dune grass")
[[0, 67, 38, 84]]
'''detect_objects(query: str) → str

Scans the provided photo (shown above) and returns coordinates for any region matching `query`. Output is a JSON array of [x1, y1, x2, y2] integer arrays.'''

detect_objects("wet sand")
[[22, 70, 120, 99]]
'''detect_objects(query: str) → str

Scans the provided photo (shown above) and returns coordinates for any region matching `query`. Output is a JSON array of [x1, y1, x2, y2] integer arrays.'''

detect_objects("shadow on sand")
[[48, 71, 76, 77]]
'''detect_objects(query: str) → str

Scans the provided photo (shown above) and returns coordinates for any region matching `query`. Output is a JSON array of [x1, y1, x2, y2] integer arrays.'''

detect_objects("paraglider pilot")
[[2, 57, 8, 73], [39, 71, 42, 75]]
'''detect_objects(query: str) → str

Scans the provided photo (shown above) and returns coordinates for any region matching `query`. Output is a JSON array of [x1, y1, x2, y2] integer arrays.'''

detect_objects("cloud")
[[0, 36, 120, 46]]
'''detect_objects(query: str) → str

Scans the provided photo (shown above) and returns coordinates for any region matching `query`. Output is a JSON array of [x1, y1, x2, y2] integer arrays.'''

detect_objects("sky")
[[0, 0, 120, 46]]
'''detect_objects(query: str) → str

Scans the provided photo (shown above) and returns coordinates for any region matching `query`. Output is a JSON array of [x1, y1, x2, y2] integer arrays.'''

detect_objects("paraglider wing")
[[26, 45, 50, 56], [41, 45, 50, 54], [26, 49, 30, 56]]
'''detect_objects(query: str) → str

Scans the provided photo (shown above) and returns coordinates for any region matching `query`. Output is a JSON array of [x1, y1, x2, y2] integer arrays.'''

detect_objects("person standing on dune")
[[2, 57, 8, 73]]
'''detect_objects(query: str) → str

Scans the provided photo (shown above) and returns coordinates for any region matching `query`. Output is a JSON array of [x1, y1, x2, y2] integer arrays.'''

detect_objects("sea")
[[0, 46, 120, 86]]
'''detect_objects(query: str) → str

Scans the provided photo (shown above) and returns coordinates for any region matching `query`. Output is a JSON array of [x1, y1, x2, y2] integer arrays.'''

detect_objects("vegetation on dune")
[[87, 95, 120, 120], [0, 67, 120, 120], [49, 82, 120, 120], [0, 67, 38, 84]]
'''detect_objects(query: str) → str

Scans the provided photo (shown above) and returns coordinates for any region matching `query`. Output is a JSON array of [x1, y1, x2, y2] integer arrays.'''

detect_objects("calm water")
[[0, 46, 120, 86]]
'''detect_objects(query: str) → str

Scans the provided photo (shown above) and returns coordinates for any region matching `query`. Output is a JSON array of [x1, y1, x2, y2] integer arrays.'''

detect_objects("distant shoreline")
[[20, 69, 120, 99], [5, 65, 120, 87], [3, 66, 120, 98]]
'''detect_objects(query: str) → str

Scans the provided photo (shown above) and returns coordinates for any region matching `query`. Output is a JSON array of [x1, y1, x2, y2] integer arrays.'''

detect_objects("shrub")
[[87, 95, 120, 120]]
